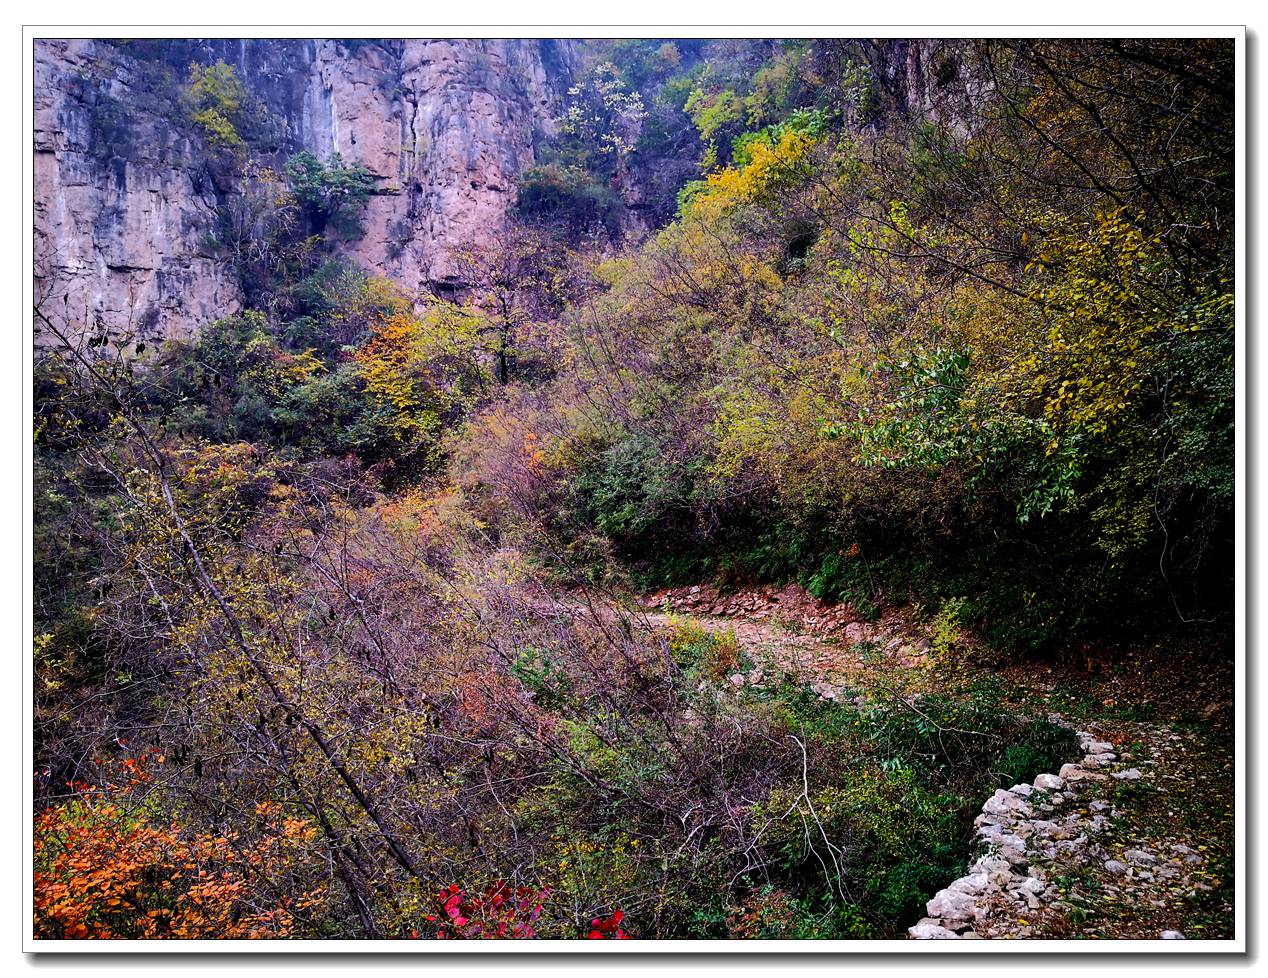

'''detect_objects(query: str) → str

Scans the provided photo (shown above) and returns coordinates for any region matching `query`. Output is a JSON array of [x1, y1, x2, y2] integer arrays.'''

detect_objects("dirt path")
[[628, 582, 1236, 941], [636, 580, 930, 685]]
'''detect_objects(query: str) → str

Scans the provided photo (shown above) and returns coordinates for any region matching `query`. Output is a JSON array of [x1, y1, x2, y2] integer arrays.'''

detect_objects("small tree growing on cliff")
[[557, 61, 646, 179], [284, 152, 378, 239], [183, 60, 249, 154]]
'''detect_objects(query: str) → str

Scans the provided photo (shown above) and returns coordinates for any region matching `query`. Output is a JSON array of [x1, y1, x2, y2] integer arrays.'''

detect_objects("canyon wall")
[[33, 38, 577, 338]]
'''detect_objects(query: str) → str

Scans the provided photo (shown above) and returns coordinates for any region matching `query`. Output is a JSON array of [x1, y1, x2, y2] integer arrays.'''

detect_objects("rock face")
[[858, 39, 994, 135], [34, 38, 577, 338], [294, 39, 574, 293], [34, 39, 244, 338]]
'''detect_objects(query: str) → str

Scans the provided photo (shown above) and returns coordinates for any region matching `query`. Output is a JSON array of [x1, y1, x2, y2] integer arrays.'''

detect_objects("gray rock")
[[1104, 859, 1129, 875], [1112, 768, 1142, 781], [970, 855, 1012, 875], [1161, 930, 1186, 940], [1124, 848, 1156, 865], [986, 867, 1017, 887], [996, 838, 1029, 867], [983, 789, 1033, 818], [909, 920, 963, 940], [976, 822, 1006, 842], [949, 873, 991, 897], [1033, 773, 1065, 791], [926, 888, 977, 923]]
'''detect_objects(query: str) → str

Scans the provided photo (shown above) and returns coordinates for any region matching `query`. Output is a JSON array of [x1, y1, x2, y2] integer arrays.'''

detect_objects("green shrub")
[[804, 551, 878, 621], [509, 645, 570, 709], [284, 152, 378, 238], [757, 766, 967, 930], [730, 108, 829, 166], [930, 596, 967, 656], [569, 433, 697, 548], [665, 618, 740, 680], [515, 164, 624, 235], [997, 719, 1081, 786]]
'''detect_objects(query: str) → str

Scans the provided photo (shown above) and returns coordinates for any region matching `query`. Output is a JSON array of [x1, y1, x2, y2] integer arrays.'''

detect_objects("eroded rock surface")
[[34, 38, 576, 338], [34, 39, 243, 338]]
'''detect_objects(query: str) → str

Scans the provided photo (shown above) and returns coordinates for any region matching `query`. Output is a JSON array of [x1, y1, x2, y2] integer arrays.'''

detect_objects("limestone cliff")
[[34, 38, 577, 338]]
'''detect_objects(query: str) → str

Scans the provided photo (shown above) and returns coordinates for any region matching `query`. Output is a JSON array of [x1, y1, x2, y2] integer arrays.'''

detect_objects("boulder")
[[948, 873, 992, 897], [926, 888, 977, 923], [909, 920, 963, 940], [983, 789, 1033, 818]]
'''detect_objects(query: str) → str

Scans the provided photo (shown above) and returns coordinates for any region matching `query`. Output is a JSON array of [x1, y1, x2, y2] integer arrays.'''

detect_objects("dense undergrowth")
[[32, 37, 1233, 938]]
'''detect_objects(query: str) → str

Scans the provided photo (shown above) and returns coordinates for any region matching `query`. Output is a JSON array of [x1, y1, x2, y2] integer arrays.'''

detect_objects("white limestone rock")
[[909, 920, 963, 940], [926, 888, 977, 923]]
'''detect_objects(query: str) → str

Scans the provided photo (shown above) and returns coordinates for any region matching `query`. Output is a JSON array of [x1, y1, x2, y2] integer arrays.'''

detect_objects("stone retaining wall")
[[908, 727, 1128, 939]]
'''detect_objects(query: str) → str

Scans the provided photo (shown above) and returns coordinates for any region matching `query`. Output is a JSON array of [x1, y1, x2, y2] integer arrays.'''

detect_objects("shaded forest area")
[[33, 38, 1234, 940]]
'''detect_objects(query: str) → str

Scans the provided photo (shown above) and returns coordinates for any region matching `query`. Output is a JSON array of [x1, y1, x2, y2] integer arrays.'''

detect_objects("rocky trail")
[[626, 582, 1236, 941]]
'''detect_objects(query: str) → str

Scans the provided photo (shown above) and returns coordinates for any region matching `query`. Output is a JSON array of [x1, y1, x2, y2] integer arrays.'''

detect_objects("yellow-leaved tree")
[[354, 303, 493, 464]]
